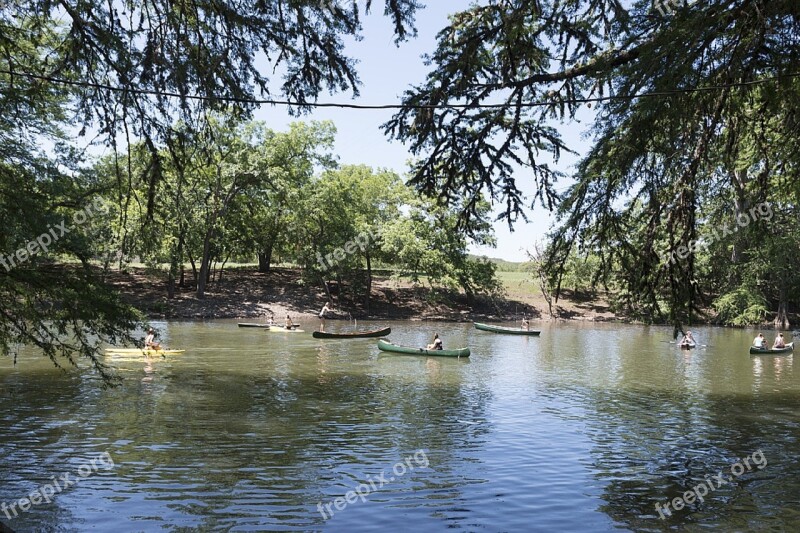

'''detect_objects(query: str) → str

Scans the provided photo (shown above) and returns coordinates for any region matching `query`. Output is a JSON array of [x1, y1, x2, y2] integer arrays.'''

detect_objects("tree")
[[384, 0, 800, 329], [380, 195, 502, 303], [233, 121, 337, 274], [0, 17, 141, 380], [293, 165, 405, 310], [0, 1, 420, 375]]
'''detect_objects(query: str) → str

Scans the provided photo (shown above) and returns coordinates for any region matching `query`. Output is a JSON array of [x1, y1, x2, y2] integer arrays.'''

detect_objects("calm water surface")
[[1, 321, 799, 532]]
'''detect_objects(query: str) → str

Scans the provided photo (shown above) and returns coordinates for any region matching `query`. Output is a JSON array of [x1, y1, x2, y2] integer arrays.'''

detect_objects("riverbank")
[[105, 266, 623, 322]]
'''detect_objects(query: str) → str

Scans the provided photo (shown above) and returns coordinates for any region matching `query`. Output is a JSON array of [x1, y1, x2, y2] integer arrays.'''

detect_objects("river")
[[1, 321, 798, 531]]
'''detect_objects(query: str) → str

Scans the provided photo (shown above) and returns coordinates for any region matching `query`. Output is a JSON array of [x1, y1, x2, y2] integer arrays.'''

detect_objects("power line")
[[0, 68, 798, 110]]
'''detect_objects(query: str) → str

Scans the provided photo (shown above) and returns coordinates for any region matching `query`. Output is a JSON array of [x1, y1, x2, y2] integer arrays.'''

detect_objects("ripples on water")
[[1, 321, 799, 531]]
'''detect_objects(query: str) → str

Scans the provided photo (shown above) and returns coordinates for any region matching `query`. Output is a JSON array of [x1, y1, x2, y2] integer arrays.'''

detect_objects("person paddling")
[[521, 317, 530, 331], [679, 330, 696, 347], [144, 328, 161, 350], [773, 333, 786, 349], [426, 333, 443, 351], [285, 314, 296, 330]]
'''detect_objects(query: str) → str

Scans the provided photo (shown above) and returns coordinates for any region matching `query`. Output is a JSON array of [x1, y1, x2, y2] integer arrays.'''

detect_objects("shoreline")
[[104, 266, 629, 324]]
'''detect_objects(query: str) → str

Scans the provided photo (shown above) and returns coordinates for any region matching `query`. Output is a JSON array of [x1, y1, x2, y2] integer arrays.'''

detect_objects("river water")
[[1, 321, 798, 531]]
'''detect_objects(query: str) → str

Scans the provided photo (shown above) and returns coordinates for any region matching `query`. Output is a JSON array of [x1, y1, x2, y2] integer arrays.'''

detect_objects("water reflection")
[[2, 322, 800, 531]]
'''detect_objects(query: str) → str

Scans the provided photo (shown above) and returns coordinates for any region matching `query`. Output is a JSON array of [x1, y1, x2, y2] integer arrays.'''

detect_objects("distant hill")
[[468, 255, 533, 272]]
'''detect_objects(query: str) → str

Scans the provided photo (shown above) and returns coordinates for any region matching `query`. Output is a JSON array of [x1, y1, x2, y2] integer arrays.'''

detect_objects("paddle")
[[665, 340, 711, 348]]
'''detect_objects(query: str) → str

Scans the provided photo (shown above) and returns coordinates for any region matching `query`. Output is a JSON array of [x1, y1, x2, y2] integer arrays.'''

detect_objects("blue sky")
[[253, 2, 591, 262]]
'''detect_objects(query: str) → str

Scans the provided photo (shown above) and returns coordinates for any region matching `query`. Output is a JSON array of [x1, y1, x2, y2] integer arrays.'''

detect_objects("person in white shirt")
[[144, 328, 161, 350], [319, 302, 332, 331], [753, 333, 766, 348]]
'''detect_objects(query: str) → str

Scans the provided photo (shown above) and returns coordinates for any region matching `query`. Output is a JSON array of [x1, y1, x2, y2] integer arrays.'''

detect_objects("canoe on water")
[[750, 342, 794, 355], [268, 326, 305, 333], [313, 327, 391, 339], [377, 339, 470, 357], [104, 349, 185, 355], [679, 342, 696, 350], [474, 322, 541, 336], [237, 323, 304, 332]]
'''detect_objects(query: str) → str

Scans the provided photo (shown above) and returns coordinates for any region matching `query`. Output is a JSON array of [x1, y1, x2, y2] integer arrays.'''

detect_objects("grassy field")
[[497, 270, 540, 299]]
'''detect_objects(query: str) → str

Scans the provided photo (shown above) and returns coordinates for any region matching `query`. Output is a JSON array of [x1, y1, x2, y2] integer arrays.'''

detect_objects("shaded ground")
[[104, 266, 624, 323]]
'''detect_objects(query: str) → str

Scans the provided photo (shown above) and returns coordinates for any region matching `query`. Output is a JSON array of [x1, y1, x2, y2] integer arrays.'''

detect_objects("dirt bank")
[[104, 266, 623, 323]]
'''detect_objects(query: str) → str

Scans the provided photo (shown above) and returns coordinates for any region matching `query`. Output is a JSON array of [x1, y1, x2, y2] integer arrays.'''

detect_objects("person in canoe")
[[266, 313, 275, 326], [773, 333, 786, 349], [144, 328, 161, 350], [319, 302, 332, 332], [426, 333, 443, 351], [285, 314, 297, 330], [521, 317, 530, 330], [679, 330, 696, 347], [753, 333, 767, 349]]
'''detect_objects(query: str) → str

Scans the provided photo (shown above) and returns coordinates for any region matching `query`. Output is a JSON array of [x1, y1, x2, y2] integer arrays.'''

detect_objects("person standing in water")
[[319, 302, 332, 332]]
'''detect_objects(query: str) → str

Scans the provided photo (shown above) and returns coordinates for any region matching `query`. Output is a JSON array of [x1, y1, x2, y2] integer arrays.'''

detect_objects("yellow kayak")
[[104, 348, 185, 355], [267, 326, 305, 332]]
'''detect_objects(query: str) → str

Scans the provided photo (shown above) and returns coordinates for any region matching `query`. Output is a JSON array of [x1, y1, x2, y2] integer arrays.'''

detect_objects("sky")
[[252, 2, 592, 262]]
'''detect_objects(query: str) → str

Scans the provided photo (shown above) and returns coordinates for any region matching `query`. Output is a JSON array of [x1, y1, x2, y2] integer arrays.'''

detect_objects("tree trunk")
[[532, 244, 554, 318], [730, 168, 749, 266], [320, 276, 334, 303], [364, 251, 372, 316], [188, 254, 198, 285], [167, 239, 180, 299], [197, 230, 214, 299], [774, 284, 790, 329], [257, 240, 274, 273], [167, 267, 176, 299], [257, 252, 269, 273], [219, 253, 230, 283]]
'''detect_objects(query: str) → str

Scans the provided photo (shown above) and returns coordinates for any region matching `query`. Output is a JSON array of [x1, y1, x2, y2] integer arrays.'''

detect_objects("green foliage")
[[713, 288, 769, 327], [383, 0, 800, 329], [554, 251, 603, 295], [0, 0, 419, 376], [381, 194, 500, 299]]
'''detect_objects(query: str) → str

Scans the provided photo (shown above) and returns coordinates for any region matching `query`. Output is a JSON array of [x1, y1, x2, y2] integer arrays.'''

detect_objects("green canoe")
[[750, 342, 794, 355], [474, 322, 540, 336], [377, 339, 470, 357]]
